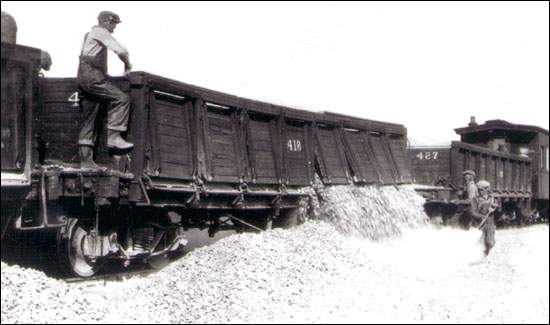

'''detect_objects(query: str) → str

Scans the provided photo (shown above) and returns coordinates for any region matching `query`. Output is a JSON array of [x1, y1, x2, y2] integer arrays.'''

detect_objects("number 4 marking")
[[68, 92, 80, 107]]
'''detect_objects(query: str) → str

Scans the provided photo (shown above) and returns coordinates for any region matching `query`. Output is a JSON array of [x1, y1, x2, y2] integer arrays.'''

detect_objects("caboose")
[[410, 117, 549, 224], [1, 41, 412, 276]]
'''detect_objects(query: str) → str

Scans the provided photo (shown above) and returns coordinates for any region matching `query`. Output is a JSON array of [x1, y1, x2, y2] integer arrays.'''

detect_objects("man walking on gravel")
[[471, 180, 497, 256], [77, 10, 133, 170]]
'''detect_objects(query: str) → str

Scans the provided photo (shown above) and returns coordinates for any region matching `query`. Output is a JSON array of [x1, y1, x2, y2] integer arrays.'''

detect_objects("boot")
[[79, 146, 105, 170], [107, 130, 134, 150]]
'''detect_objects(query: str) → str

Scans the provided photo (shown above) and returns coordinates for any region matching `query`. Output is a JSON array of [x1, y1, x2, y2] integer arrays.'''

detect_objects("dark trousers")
[[481, 215, 496, 252], [77, 62, 130, 146]]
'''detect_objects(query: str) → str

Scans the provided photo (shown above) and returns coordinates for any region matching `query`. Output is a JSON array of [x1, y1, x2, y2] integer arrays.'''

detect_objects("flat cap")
[[98, 11, 121, 24], [476, 180, 491, 189], [463, 170, 476, 178]]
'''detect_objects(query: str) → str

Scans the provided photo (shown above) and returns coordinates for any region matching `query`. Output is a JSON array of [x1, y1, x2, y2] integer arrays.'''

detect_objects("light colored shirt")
[[471, 194, 495, 221], [466, 180, 479, 200], [80, 26, 127, 57]]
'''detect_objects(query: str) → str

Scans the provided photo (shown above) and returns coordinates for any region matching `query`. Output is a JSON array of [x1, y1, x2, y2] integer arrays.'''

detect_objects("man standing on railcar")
[[77, 11, 133, 170], [471, 180, 497, 256]]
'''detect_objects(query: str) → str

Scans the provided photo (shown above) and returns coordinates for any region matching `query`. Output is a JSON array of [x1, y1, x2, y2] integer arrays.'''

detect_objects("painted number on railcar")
[[68, 92, 80, 107], [287, 139, 302, 152], [415, 151, 439, 160]]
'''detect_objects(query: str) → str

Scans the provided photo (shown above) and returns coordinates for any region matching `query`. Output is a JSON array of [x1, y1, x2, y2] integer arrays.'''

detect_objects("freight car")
[[1, 41, 412, 276], [410, 117, 549, 225]]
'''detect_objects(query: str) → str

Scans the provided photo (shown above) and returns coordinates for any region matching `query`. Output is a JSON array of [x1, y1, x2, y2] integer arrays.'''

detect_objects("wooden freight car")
[[1, 41, 412, 276], [455, 117, 549, 220], [410, 117, 549, 225]]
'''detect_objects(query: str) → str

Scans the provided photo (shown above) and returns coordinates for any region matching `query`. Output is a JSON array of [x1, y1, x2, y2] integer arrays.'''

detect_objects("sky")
[[2, 1, 549, 145]]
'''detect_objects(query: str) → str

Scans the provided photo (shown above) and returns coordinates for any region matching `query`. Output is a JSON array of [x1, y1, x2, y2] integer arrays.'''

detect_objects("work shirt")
[[80, 25, 127, 57], [465, 180, 479, 201], [471, 194, 494, 219]]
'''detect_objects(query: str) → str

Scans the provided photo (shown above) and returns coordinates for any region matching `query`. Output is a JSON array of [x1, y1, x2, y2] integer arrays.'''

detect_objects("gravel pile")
[[2, 185, 548, 324], [2, 223, 548, 323], [1, 262, 113, 323], [313, 184, 428, 240]]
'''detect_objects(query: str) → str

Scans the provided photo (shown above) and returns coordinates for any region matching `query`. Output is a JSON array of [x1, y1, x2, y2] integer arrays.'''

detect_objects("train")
[[409, 117, 549, 226], [2, 15, 548, 277], [1, 41, 412, 277]]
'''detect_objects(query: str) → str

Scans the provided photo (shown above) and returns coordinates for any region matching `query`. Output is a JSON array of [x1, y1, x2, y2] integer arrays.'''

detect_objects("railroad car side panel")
[[367, 133, 395, 184], [388, 135, 412, 183], [203, 104, 242, 183], [283, 121, 311, 186], [40, 79, 81, 164], [246, 115, 279, 184], [408, 147, 451, 186], [342, 130, 379, 183], [149, 93, 194, 180], [504, 159, 513, 191], [40, 78, 130, 166], [537, 133, 549, 199], [315, 126, 349, 184], [478, 154, 487, 181]]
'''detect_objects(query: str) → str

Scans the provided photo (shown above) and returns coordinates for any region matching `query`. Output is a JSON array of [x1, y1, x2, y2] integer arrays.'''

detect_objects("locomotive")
[[1, 41, 412, 277], [409, 117, 549, 225]]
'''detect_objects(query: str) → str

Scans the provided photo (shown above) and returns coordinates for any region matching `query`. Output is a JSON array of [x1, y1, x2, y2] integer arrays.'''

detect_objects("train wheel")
[[58, 219, 99, 277]]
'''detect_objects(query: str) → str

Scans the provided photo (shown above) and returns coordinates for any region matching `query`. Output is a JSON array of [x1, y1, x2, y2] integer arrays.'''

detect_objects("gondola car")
[[1, 41, 412, 276], [410, 117, 549, 225]]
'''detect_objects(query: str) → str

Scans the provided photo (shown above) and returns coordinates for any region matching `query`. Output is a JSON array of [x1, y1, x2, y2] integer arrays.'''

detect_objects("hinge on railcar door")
[[231, 183, 248, 208], [186, 177, 205, 207], [231, 193, 245, 208]]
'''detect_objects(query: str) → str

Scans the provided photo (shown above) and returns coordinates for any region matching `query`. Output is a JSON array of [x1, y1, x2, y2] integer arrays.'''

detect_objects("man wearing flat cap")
[[453, 170, 480, 227], [471, 180, 497, 255], [462, 170, 479, 203], [77, 10, 133, 169]]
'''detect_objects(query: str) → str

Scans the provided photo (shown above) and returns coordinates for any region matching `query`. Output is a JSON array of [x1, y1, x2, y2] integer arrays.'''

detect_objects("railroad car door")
[[246, 114, 280, 184], [202, 103, 243, 183], [342, 129, 380, 183], [282, 119, 312, 186], [149, 91, 194, 180], [366, 132, 396, 184], [386, 134, 412, 183], [314, 125, 350, 185]]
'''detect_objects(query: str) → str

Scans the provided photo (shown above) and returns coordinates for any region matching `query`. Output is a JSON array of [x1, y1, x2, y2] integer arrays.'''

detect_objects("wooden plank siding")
[[38, 71, 411, 196]]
